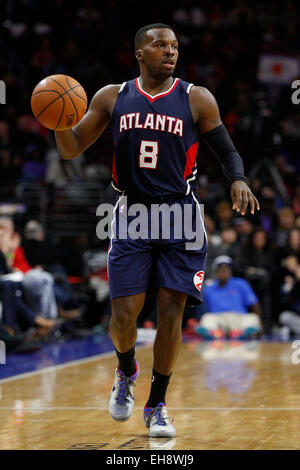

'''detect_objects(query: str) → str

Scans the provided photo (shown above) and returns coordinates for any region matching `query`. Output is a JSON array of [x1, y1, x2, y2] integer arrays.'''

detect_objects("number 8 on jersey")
[[139, 140, 159, 169]]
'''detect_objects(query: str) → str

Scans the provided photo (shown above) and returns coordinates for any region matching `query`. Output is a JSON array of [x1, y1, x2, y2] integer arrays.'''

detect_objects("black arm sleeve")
[[202, 124, 247, 184]]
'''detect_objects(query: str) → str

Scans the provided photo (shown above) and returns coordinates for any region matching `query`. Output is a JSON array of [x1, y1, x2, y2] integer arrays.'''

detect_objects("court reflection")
[[195, 340, 259, 394], [148, 437, 176, 450]]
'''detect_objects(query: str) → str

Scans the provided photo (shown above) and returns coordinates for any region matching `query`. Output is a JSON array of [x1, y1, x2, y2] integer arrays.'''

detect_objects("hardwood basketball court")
[[0, 341, 299, 450]]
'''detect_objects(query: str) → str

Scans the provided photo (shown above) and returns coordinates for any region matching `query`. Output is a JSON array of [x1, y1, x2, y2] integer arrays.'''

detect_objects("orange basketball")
[[31, 74, 87, 130]]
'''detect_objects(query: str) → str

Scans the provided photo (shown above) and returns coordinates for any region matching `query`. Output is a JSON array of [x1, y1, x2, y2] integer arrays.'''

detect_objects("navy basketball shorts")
[[107, 192, 207, 305]]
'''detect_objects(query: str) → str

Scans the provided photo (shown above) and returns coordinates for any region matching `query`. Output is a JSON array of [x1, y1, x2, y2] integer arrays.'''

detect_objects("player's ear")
[[135, 49, 143, 62]]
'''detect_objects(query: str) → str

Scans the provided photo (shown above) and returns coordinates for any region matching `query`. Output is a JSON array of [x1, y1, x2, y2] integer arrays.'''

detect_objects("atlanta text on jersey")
[[119, 112, 184, 137]]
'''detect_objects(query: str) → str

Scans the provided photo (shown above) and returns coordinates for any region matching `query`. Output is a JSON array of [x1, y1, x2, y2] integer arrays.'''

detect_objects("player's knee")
[[158, 304, 184, 330], [111, 295, 144, 330], [159, 289, 187, 312], [110, 307, 137, 331]]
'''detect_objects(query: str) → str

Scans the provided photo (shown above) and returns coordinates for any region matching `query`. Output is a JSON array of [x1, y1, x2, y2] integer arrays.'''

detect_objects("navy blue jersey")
[[111, 77, 199, 197]]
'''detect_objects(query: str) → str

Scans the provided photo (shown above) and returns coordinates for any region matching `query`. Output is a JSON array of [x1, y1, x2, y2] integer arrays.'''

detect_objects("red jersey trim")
[[184, 141, 198, 179], [112, 151, 118, 185], [136, 77, 180, 103]]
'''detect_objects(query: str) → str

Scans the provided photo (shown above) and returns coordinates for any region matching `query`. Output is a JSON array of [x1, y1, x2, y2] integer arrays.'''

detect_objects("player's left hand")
[[231, 180, 260, 215]]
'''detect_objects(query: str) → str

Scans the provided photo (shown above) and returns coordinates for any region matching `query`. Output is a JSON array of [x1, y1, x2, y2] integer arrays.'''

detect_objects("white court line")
[[0, 407, 300, 411], [0, 344, 150, 385]]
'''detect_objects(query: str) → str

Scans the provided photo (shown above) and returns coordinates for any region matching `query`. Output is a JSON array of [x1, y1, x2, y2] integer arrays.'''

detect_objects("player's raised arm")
[[55, 84, 120, 159], [189, 86, 260, 215]]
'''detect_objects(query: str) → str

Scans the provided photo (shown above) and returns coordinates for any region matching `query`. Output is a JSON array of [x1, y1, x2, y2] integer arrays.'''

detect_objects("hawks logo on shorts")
[[193, 271, 205, 291]]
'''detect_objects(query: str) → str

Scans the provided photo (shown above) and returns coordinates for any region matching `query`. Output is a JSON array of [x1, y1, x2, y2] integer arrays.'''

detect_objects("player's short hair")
[[134, 23, 174, 51]]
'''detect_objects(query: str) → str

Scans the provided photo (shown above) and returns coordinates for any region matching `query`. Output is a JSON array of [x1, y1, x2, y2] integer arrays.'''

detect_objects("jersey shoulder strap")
[[177, 79, 194, 95]]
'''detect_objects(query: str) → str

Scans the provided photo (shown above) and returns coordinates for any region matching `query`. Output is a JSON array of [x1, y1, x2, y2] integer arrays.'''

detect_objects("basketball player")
[[55, 24, 260, 437]]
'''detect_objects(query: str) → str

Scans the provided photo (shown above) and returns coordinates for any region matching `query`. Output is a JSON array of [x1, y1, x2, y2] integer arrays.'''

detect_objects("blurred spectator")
[[218, 228, 239, 259], [232, 216, 253, 245], [256, 186, 278, 235], [204, 215, 220, 245], [278, 254, 300, 335], [22, 219, 85, 317], [0, 216, 58, 319], [215, 201, 233, 230], [206, 227, 239, 279], [292, 185, 300, 216], [196, 256, 262, 340], [21, 144, 46, 183], [0, 279, 60, 337], [276, 227, 300, 263], [274, 207, 295, 248], [238, 228, 274, 332], [22, 219, 84, 277], [0, 323, 41, 354]]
